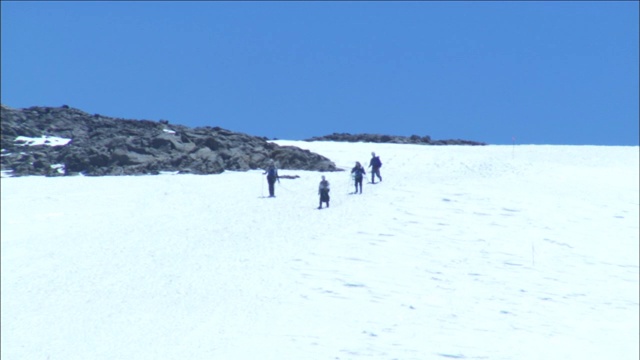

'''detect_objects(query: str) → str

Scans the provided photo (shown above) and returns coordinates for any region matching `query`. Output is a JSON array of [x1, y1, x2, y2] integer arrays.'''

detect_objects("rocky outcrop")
[[1, 105, 338, 177], [305, 133, 486, 146]]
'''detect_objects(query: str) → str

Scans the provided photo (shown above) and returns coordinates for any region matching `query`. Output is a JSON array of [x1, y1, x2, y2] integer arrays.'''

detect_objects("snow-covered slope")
[[2, 142, 638, 360]]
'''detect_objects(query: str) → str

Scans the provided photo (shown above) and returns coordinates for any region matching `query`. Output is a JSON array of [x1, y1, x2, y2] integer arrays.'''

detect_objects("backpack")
[[374, 156, 382, 168], [267, 167, 277, 177]]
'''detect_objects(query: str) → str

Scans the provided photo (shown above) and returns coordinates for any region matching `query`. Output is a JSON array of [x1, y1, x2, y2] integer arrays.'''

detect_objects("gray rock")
[[1, 104, 339, 177], [305, 132, 486, 146]]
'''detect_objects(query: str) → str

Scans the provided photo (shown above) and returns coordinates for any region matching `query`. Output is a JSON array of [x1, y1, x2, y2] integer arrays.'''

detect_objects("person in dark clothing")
[[263, 160, 280, 197], [318, 175, 330, 209], [351, 161, 366, 194], [368, 152, 382, 183]]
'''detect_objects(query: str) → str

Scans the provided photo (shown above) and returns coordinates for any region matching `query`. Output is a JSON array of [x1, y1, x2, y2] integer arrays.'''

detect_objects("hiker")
[[263, 160, 280, 197], [318, 175, 330, 209], [368, 152, 382, 183], [351, 161, 366, 194]]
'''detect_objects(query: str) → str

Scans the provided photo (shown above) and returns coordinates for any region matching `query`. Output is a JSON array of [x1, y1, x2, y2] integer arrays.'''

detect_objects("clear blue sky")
[[2, 1, 638, 145]]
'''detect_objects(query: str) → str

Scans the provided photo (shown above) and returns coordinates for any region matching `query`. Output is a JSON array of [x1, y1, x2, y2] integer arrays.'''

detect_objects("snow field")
[[2, 142, 638, 359]]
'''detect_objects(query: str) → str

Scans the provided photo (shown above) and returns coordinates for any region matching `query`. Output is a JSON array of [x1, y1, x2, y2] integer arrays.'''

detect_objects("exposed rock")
[[1, 104, 338, 177], [305, 132, 486, 146]]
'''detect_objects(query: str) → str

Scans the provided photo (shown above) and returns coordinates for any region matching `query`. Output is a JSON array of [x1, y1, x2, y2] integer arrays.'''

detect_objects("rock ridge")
[[305, 132, 486, 145], [1, 104, 337, 177]]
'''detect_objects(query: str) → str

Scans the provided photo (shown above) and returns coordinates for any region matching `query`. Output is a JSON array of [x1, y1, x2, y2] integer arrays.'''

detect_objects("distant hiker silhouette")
[[351, 161, 366, 194], [263, 160, 280, 197], [368, 152, 382, 183], [318, 175, 330, 209]]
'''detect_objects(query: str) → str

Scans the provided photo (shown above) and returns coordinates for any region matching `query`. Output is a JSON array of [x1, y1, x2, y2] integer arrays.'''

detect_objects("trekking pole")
[[278, 180, 293, 192], [531, 241, 535, 267], [346, 172, 351, 194]]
